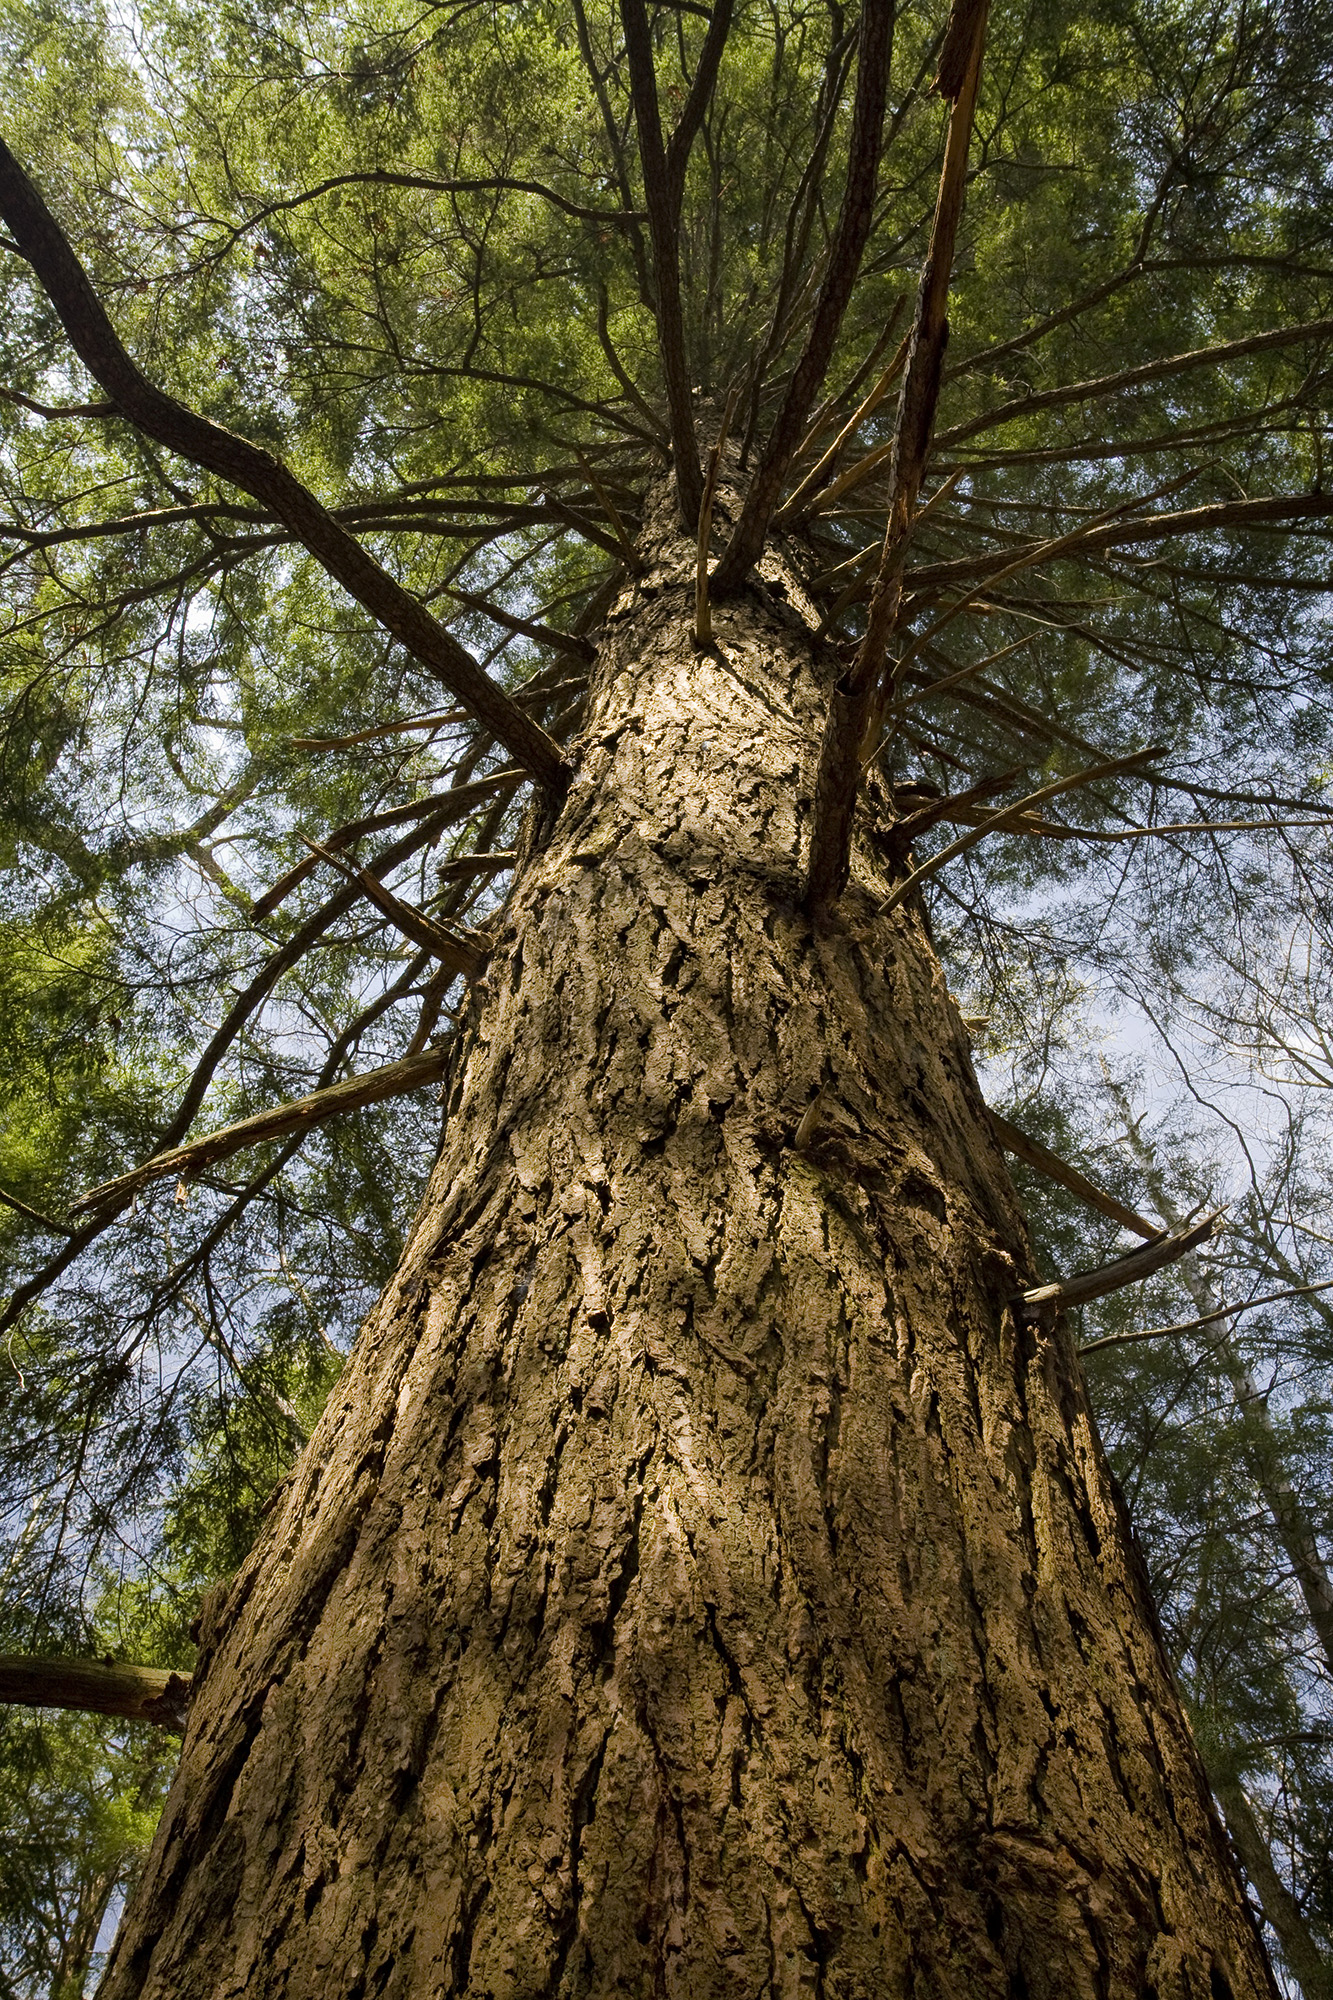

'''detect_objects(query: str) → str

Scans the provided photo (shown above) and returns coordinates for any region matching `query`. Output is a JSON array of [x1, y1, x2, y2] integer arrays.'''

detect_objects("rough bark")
[[100, 488, 1274, 2000]]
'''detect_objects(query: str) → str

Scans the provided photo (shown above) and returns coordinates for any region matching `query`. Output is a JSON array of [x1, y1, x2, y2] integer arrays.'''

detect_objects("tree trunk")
[[1207, 1770, 1333, 2000], [99, 490, 1274, 2000]]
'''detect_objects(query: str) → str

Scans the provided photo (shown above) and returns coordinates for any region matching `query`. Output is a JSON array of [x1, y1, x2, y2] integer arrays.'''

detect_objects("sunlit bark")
[[101, 489, 1273, 1999]]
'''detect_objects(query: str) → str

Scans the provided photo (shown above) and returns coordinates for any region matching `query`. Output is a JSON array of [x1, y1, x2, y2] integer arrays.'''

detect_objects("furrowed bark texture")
[[101, 487, 1272, 2000]]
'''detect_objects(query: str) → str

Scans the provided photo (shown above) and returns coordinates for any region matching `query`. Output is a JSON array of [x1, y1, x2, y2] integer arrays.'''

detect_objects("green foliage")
[[0, 1706, 172, 2000]]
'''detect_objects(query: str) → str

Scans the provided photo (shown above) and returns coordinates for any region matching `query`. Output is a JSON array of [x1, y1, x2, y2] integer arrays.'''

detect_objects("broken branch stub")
[[1017, 1211, 1223, 1323], [0, 1656, 192, 1733]]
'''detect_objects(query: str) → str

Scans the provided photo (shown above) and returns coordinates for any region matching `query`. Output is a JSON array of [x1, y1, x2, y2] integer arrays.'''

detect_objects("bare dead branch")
[[878, 744, 1164, 913], [908, 492, 1333, 595], [435, 849, 518, 883], [1018, 1211, 1223, 1319], [301, 840, 489, 976], [889, 468, 1204, 684], [892, 631, 1039, 715], [1078, 1278, 1333, 1357], [250, 766, 525, 923], [70, 1048, 452, 1217], [989, 1111, 1162, 1240], [0, 1657, 191, 1732], [694, 390, 737, 646], [774, 301, 908, 525], [163, 813, 460, 1154], [792, 304, 908, 464]]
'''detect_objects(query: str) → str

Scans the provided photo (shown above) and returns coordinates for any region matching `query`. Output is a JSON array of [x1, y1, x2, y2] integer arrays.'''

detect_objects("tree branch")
[[179, 169, 647, 261], [0, 136, 569, 797], [0, 1184, 72, 1235], [1077, 1277, 1333, 1356], [773, 299, 908, 525], [934, 313, 1333, 452], [618, 0, 703, 522], [804, 0, 991, 911], [907, 492, 1333, 594], [664, 0, 736, 209], [70, 1048, 452, 1217], [712, 0, 896, 588], [0, 1657, 191, 1733], [1018, 1211, 1223, 1320], [878, 744, 1164, 913], [301, 839, 489, 976], [989, 1111, 1162, 1240], [250, 766, 525, 922]]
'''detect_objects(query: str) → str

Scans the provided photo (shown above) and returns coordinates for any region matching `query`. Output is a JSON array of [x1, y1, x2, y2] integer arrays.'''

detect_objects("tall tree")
[[3, 0, 1333, 1991]]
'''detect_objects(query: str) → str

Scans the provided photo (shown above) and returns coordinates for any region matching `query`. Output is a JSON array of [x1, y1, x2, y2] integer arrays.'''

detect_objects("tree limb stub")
[[0, 1657, 192, 1733], [694, 391, 737, 647], [1018, 1211, 1223, 1321], [803, 0, 989, 913], [0, 137, 570, 798], [989, 1110, 1162, 1240], [69, 1047, 451, 1216]]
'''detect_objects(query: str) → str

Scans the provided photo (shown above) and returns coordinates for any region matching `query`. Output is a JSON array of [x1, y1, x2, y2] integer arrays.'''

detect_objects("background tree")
[[3, 0, 1333, 1991]]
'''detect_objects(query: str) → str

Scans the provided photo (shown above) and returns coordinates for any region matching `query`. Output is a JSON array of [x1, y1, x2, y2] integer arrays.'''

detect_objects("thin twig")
[[573, 445, 642, 571], [1078, 1278, 1333, 1356], [878, 744, 1164, 913]]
